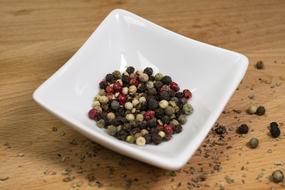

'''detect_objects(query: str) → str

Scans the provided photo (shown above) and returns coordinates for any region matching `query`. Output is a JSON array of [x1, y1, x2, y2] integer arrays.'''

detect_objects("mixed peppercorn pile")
[[88, 66, 193, 145]]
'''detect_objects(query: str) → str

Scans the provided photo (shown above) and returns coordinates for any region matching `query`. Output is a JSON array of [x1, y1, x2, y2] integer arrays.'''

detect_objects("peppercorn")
[[129, 78, 139, 86], [170, 119, 179, 126], [272, 170, 284, 183], [106, 125, 117, 136], [152, 134, 162, 145], [138, 121, 147, 129], [141, 129, 149, 135], [139, 73, 149, 82], [122, 75, 130, 85], [164, 134, 172, 141], [146, 81, 154, 89], [236, 124, 249, 134], [164, 125, 173, 135], [96, 119, 105, 128], [147, 98, 159, 110], [159, 91, 170, 101], [154, 81, 163, 90], [168, 90, 176, 97], [98, 96, 109, 104], [144, 110, 155, 120], [137, 84, 146, 93], [255, 106, 265, 116], [130, 127, 140, 135], [215, 125, 226, 135], [126, 114, 135, 121], [105, 73, 114, 83], [140, 102, 148, 111], [128, 85, 137, 94], [183, 103, 193, 115], [111, 118, 121, 126], [107, 112, 115, 120], [154, 73, 163, 81], [113, 82, 122, 92], [161, 75, 172, 84], [174, 125, 182, 133], [136, 114, 144, 122], [155, 108, 164, 119], [144, 134, 152, 144], [110, 100, 120, 110], [270, 123, 280, 138], [126, 135, 135, 143], [112, 70, 121, 79], [247, 105, 257, 114], [161, 115, 170, 124], [160, 85, 170, 92], [116, 130, 128, 140], [170, 82, 180, 91], [143, 67, 153, 76], [99, 80, 108, 89], [159, 100, 169, 109], [183, 89, 192, 99], [126, 66, 135, 74], [175, 92, 183, 98], [136, 136, 146, 146], [178, 115, 187, 124], [139, 96, 146, 103], [255, 61, 264, 70], [88, 108, 97, 120], [158, 131, 166, 138], [147, 118, 157, 128], [248, 138, 259, 149], [165, 106, 174, 116], [124, 102, 133, 110]]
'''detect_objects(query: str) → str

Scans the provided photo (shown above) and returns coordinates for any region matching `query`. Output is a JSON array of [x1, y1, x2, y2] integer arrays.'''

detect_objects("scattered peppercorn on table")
[[1, 0, 285, 190]]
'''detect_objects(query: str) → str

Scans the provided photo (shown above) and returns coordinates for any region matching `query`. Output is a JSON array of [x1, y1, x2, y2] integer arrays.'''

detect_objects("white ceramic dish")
[[33, 9, 248, 170]]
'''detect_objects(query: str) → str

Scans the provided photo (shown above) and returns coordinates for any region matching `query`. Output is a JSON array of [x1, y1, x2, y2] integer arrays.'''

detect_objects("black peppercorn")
[[147, 88, 157, 96], [147, 118, 157, 128], [126, 66, 135, 74], [116, 130, 128, 140], [175, 110, 182, 118], [168, 90, 176, 97], [161, 115, 170, 124], [99, 80, 108, 89], [111, 118, 121, 126], [105, 73, 114, 83], [256, 106, 265, 116], [174, 125, 182, 133], [255, 61, 264, 70], [175, 92, 183, 98], [144, 134, 152, 144], [130, 127, 140, 135], [236, 124, 249, 134], [144, 67, 153, 76], [137, 84, 146, 93], [147, 97, 159, 110], [149, 75, 155, 81], [138, 121, 147, 129], [159, 90, 170, 101], [270, 123, 280, 138], [155, 108, 164, 119], [161, 75, 172, 84], [154, 81, 163, 90], [115, 108, 125, 117], [152, 134, 162, 145], [122, 75, 130, 85], [215, 125, 227, 136], [140, 102, 148, 111]]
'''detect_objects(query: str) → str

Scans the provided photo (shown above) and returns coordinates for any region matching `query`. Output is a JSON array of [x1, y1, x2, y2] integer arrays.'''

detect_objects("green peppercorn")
[[96, 119, 105, 128], [183, 103, 193, 115], [272, 170, 284, 183], [248, 138, 259, 149], [170, 119, 179, 126], [178, 115, 187, 124], [106, 125, 117, 136], [126, 135, 135, 143], [155, 73, 163, 81], [165, 106, 174, 116], [112, 70, 121, 79]]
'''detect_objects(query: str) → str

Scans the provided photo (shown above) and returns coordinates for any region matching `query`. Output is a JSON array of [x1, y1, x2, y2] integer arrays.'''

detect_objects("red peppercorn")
[[170, 82, 180, 91], [164, 124, 173, 135], [183, 89, 192, 99], [156, 124, 164, 131], [113, 82, 122, 92], [118, 94, 126, 105], [130, 78, 139, 87], [144, 110, 155, 120], [105, 85, 114, 93], [88, 108, 97, 120]]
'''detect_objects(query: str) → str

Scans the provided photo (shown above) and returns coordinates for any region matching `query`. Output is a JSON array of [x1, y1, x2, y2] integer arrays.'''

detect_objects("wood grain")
[[1, 0, 285, 189]]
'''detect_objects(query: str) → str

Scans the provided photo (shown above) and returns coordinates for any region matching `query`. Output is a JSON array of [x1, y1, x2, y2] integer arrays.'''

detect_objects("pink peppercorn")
[[130, 78, 139, 87], [144, 110, 155, 120], [183, 89, 192, 99], [170, 82, 180, 91], [105, 86, 113, 93], [118, 94, 126, 105], [88, 108, 97, 120], [164, 124, 173, 135], [113, 82, 122, 92]]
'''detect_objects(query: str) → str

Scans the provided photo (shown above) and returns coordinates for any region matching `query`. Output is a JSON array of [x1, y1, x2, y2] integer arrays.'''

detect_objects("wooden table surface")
[[1, 0, 285, 189]]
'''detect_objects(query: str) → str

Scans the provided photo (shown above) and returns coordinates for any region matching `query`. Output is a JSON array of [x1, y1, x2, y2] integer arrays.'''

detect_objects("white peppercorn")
[[139, 97, 146, 103], [146, 81, 154, 89], [122, 87, 128, 95], [247, 105, 257, 114], [99, 96, 108, 104], [159, 100, 169, 109], [129, 85, 137, 94], [132, 98, 139, 107], [136, 114, 144, 122], [139, 73, 149, 82], [126, 114, 135, 121], [107, 112, 115, 120], [141, 129, 149, 135], [92, 100, 100, 107], [125, 102, 133, 110], [158, 131, 166, 138], [136, 136, 146, 146]]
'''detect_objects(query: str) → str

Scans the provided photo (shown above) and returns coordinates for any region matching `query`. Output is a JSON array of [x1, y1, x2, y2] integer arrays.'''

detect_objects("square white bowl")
[[33, 9, 248, 170]]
